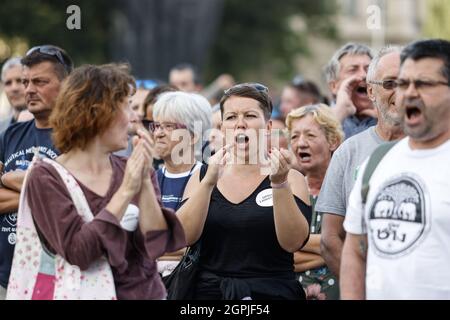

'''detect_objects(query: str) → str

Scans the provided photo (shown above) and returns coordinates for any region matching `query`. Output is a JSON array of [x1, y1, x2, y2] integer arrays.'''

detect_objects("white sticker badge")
[[255, 189, 273, 207]]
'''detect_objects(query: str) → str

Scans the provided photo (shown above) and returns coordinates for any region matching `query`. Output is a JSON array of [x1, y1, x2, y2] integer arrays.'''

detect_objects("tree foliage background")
[[0, 0, 337, 83], [205, 0, 337, 82], [423, 0, 450, 41]]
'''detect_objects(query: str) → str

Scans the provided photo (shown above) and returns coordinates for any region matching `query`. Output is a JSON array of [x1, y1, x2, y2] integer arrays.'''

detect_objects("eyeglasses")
[[149, 121, 187, 132], [368, 79, 397, 90], [26, 45, 72, 73], [224, 82, 269, 95], [395, 79, 449, 92]]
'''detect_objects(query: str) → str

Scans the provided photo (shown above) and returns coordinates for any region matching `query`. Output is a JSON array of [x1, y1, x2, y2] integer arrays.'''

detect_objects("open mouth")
[[235, 133, 249, 144], [406, 106, 421, 118], [357, 86, 367, 94], [355, 85, 368, 97], [298, 151, 311, 161], [405, 105, 422, 124]]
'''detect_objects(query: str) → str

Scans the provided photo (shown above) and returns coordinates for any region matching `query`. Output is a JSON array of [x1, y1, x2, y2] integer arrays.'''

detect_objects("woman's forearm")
[[138, 180, 168, 233], [294, 251, 326, 272], [273, 186, 309, 252], [105, 185, 134, 222], [176, 180, 214, 245], [301, 234, 322, 255], [294, 256, 326, 273]]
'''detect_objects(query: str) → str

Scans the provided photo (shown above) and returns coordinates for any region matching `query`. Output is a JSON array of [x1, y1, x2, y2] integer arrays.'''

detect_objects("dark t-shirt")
[[0, 120, 58, 288], [201, 177, 311, 277], [156, 163, 201, 211], [196, 166, 312, 299]]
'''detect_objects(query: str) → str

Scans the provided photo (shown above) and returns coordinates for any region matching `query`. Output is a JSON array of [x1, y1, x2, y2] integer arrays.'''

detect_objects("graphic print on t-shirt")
[[0, 120, 59, 287], [1, 214, 17, 245], [368, 173, 429, 258]]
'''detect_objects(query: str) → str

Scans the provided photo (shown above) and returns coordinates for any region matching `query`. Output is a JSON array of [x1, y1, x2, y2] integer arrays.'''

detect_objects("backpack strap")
[[361, 141, 398, 205]]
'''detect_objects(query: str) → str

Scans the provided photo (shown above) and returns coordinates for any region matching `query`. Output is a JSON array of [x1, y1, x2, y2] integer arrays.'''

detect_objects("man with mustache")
[[341, 39, 450, 299], [324, 42, 377, 140], [0, 57, 28, 134], [317, 46, 405, 284], [0, 45, 73, 299]]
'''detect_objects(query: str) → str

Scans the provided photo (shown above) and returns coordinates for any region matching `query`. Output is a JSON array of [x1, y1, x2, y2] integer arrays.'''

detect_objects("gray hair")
[[153, 91, 212, 143], [324, 43, 373, 83], [1, 57, 22, 82], [366, 46, 403, 82]]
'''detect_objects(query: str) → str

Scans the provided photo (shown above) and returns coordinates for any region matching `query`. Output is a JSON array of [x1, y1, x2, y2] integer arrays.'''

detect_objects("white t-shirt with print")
[[344, 137, 450, 300]]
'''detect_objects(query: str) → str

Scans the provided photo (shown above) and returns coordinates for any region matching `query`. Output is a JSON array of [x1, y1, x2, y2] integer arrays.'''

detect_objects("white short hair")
[[1, 57, 22, 82], [153, 91, 212, 142], [324, 43, 373, 83], [366, 45, 403, 82]]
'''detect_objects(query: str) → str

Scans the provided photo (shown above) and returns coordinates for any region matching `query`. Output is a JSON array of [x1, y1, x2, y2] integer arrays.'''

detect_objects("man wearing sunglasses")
[[341, 39, 450, 299], [317, 46, 405, 285], [0, 45, 73, 299]]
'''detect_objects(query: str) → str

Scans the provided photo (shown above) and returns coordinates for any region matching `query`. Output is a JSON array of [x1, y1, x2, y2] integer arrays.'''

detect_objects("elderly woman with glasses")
[[286, 104, 343, 299], [149, 91, 212, 277], [176, 83, 312, 300], [9, 64, 186, 300]]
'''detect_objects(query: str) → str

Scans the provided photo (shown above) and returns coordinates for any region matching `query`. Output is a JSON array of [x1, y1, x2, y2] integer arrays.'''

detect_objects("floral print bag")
[[7, 157, 116, 300]]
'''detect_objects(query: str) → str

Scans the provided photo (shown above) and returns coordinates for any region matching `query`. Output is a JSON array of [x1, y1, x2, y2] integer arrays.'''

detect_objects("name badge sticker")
[[256, 189, 273, 207]]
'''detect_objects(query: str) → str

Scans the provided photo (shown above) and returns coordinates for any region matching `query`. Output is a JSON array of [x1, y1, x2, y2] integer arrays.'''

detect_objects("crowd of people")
[[0, 37, 449, 300]]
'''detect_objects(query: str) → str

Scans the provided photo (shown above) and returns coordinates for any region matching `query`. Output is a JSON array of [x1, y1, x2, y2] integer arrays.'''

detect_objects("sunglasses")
[[368, 79, 397, 90], [136, 79, 158, 90], [291, 75, 306, 86], [26, 45, 72, 73], [224, 82, 269, 95]]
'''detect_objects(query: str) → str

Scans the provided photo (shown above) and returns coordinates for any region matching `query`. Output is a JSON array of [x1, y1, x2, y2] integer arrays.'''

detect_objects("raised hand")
[[204, 144, 232, 186], [334, 75, 364, 121], [135, 128, 155, 179], [121, 142, 146, 197], [269, 148, 295, 184]]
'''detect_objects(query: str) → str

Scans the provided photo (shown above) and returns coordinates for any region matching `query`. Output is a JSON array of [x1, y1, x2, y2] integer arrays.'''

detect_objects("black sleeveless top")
[[195, 166, 312, 299]]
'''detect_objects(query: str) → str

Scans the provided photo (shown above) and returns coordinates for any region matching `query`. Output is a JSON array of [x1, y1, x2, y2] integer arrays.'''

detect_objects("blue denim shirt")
[[342, 115, 377, 140]]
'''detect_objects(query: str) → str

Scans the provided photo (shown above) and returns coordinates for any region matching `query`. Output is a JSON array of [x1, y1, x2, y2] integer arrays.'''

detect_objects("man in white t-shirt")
[[341, 39, 450, 299]]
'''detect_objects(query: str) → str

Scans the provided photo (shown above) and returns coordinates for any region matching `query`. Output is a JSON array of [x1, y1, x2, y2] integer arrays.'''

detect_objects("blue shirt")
[[342, 115, 377, 140], [0, 120, 59, 287], [156, 163, 202, 211]]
